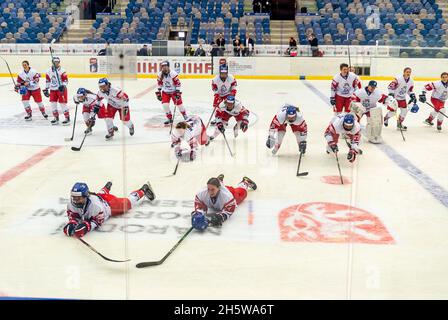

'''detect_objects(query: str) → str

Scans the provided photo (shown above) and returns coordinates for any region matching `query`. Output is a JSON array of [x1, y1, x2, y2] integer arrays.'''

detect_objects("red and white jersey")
[[17, 67, 41, 91], [97, 86, 129, 109], [351, 88, 388, 111], [212, 74, 237, 97], [74, 93, 98, 109], [424, 81, 448, 102], [216, 99, 248, 119], [157, 70, 181, 93], [331, 72, 361, 98], [45, 66, 68, 90], [388, 74, 414, 101], [66, 195, 111, 230], [324, 114, 361, 146], [171, 115, 207, 153], [194, 183, 237, 219]]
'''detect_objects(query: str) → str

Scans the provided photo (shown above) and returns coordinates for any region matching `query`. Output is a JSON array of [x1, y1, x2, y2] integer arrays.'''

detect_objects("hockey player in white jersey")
[[330, 63, 362, 114], [171, 115, 209, 162], [420, 72, 448, 132], [324, 113, 361, 163], [212, 64, 237, 108], [191, 175, 257, 230], [384, 67, 417, 131], [15, 60, 48, 121], [63, 181, 155, 238], [44, 57, 69, 125], [209, 95, 250, 140], [266, 104, 308, 155], [156, 61, 187, 125], [97, 78, 135, 140]]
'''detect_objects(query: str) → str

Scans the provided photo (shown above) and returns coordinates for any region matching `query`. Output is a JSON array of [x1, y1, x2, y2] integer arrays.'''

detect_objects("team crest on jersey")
[[220, 85, 227, 94], [342, 83, 351, 95]]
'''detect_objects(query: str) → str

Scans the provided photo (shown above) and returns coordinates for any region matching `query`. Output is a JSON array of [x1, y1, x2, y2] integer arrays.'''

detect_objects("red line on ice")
[[133, 84, 157, 99], [0, 146, 61, 188]]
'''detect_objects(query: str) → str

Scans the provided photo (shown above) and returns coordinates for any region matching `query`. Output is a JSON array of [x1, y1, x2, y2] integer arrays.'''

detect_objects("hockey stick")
[[396, 113, 406, 142], [49, 39, 63, 88], [169, 104, 177, 135], [136, 226, 194, 268], [296, 152, 308, 177], [65, 102, 79, 141], [205, 107, 217, 129], [0, 56, 17, 87], [335, 152, 344, 185], [172, 157, 180, 175], [78, 238, 130, 263], [71, 130, 88, 151], [221, 131, 234, 157], [426, 101, 448, 119]]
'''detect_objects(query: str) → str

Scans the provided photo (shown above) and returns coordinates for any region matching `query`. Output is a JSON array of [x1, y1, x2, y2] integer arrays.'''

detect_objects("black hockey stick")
[[71, 128, 89, 151], [49, 39, 63, 88], [172, 157, 180, 175], [335, 152, 344, 185], [78, 238, 130, 263], [426, 101, 448, 119], [0, 56, 17, 87], [221, 130, 234, 157], [65, 102, 79, 141], [136, 226, 194, 268], [296, 152, 308, 177], [397, 117, 406, 142]]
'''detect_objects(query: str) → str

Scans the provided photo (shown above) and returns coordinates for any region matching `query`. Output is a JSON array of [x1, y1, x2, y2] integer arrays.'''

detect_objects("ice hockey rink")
[[0, 77, 448, 300]]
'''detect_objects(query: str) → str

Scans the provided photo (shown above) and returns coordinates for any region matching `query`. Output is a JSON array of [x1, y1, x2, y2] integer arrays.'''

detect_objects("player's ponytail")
[[175, 122, 191, 129]]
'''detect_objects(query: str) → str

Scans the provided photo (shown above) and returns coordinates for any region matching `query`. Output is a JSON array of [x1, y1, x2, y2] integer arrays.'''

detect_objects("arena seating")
[[299, 0, 447, 48], [0, 0, 66, 43]]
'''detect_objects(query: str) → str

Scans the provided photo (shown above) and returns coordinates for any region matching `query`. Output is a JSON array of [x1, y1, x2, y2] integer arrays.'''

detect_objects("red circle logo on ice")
[[321, 175, 352, 185], [278, 202, 395, 245]]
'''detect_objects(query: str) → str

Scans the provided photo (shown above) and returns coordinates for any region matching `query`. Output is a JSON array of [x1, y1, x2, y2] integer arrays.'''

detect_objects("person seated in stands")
[[245, 33, 255, 57], [137, 44, 150, 56], [233, 35, 242, 56], [185, 44, 195, 56], [307, 33, 319, 57], [194, 44, 206, 56], [210, 41, 219, 57]]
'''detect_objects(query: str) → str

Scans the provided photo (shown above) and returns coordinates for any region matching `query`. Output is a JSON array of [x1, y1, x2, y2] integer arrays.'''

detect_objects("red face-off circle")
[[320, 175, 352, 185]]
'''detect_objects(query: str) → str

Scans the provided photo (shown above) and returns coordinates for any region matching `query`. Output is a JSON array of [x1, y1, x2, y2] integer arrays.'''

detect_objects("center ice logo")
[[278, 202, 395, 245]]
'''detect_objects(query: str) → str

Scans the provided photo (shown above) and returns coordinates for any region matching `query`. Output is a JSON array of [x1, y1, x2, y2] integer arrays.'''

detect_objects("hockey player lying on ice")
[[191, 175, 257, 231], [63, 181, 155, 238]]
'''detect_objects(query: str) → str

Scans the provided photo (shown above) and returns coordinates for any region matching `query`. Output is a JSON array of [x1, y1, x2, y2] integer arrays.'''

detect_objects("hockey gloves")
[[347, 149, 357, 163], [410, 103, 419, 113], [409, 93, 417, 104], [74, 221, 91, 238], [58, 85, 65, 93], [63, 221, 77, 237], [43, 88, 50, 98], [191, 211, 209, 231], [330, 97, 336, 106], [266, 135, 275, 149], [155, 90, 162, 101], [208, 212, 226, 227], [217, 121, 225, 133], [240, 120, 248, 132], [329, 141, 338, 153], [419, 91, 426, 103]]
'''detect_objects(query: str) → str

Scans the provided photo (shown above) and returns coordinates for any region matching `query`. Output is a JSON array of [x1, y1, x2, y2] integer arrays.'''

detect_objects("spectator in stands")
[[98, 42, 112, 56], [216, 34, 225, 56], [194, 45, 206, 56], [185, 44, 195, 56], [262, 0, 271, 14], [285, 37, 297, 56], [307, 33, 319, 57], [210, 42, 219, 57], [137, 45, 150, 56], [245, 33, 255, 57], [253, 0, 262, 13], [233, 35, 242, 56]]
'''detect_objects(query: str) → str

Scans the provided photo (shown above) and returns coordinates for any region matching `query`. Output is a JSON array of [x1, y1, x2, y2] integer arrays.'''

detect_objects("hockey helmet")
[[52, 57, 61, 64], [98, 78, 110, 93], [161, 60, 170, 67], [71, 182, 89, 209], [285, 104, 297, 122], [343, 113, 355, 130], [219, 64, 228, 73], [368, 80, 377, 87], [191, 211, 209, 231]]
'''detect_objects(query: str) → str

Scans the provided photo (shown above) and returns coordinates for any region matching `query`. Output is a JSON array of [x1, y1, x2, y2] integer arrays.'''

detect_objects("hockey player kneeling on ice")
[[384, 67, 417, 131], [191, 175, 257, 231], [171, 115, 209, 162], [63, 181, 155, 238], [97, 78, 135, 140], [324, 113, 361, 163], [420, 72, 448, 132], [209, 95, 250, 140], [266, 104, 307, 155], [74, 88, 117, 136]]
